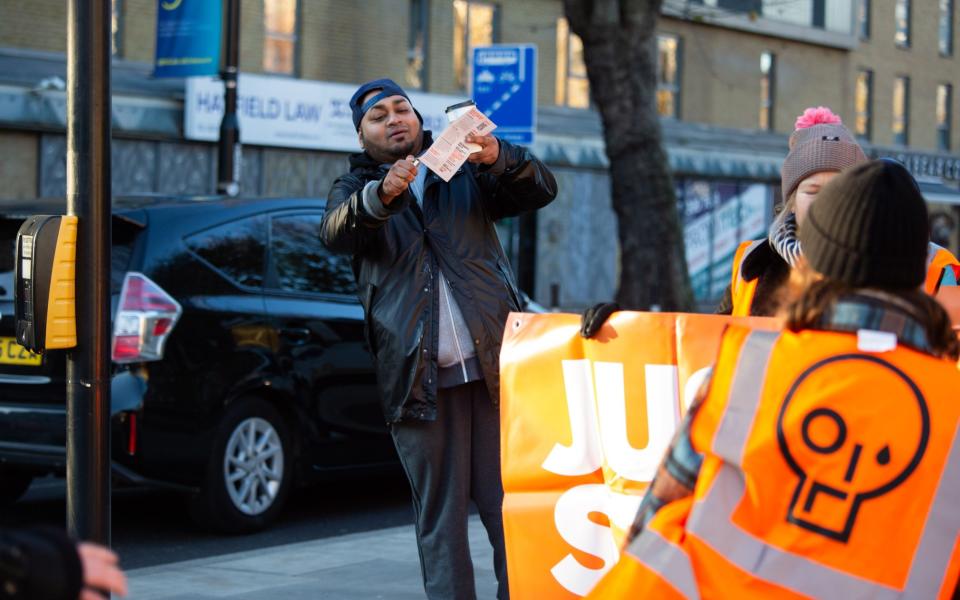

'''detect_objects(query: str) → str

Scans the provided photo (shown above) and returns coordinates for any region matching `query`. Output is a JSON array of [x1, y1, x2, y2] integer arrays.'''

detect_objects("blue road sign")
[[471, 45, 537, 145]]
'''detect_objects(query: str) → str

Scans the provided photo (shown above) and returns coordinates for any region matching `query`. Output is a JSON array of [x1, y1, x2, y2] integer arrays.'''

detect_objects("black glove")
[[580, 302, 620, 338]]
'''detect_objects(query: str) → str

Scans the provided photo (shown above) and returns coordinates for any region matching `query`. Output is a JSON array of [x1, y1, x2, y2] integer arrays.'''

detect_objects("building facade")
[[0, 0, 957, 308]]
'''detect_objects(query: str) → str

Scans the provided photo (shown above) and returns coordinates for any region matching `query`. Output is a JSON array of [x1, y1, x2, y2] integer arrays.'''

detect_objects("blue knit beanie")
[[349, 78, 423, 131]]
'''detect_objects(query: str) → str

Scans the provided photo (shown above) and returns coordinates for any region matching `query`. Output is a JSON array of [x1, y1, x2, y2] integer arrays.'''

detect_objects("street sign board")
[[471, 45, 536, 145]]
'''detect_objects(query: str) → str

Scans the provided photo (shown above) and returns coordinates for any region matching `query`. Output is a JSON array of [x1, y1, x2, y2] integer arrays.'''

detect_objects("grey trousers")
[[390, 380, 509, 600]]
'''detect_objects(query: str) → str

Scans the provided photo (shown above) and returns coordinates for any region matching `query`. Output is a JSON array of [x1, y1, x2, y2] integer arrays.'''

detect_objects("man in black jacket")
[[321, 79, 557, 600]]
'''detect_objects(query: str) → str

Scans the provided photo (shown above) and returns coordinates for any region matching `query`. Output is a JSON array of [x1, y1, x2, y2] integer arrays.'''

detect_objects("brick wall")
[[0, 0, 67, 53], [0, 131, 38, 200], [2, 0, 955, 151], [299, 0, 408, 84], [852, 0, 960, 150]]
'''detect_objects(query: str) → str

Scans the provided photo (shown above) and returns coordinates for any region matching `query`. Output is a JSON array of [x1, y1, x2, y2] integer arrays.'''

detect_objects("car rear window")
[[185, 215, 267, 288], [270, 213, 355, 296], [112, 216, 141, 292], [0, 218, 21, 300]]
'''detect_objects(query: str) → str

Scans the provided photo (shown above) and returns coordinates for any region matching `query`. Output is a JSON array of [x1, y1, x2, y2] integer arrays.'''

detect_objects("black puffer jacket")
[[321, 134, 557, 423]]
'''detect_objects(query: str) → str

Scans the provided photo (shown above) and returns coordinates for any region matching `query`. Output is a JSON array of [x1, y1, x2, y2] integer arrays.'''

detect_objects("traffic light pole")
[[217, 0, 241, 196], [65, 0, 112, 545]]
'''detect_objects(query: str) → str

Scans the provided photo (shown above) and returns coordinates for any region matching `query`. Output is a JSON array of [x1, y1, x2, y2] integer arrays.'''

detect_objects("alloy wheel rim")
[[223, 416, 284, 516]]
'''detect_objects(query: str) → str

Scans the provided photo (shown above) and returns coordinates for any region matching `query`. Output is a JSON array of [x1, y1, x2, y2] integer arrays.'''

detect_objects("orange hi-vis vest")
[[926, 243, 960, 295], [729, 240, 765, 317], [730, 240, 960, 316], [589, 326, 960, 599]]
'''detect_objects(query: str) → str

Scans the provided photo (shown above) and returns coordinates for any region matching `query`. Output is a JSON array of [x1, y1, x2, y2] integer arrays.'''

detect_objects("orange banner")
[[500, 311, 778, 598]]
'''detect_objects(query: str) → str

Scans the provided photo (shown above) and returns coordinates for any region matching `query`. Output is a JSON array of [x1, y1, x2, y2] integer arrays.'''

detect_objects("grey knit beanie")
[[781, 107, 869, 204], [800, 160, 929, 289]]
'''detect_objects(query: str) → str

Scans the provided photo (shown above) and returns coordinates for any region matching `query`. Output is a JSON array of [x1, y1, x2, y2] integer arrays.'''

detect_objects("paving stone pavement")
[[127, 515, 499, 599]]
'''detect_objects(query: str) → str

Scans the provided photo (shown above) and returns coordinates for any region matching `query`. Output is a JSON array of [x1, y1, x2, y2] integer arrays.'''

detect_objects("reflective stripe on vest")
[[687, 448, 960, 599], [689, 330, 960, 599], [711, 330, 779, 464], [622, 329, 960, 599], [626, 527, 701, 600], [926, 243, 960, 295], [730, 240, 764, 318]]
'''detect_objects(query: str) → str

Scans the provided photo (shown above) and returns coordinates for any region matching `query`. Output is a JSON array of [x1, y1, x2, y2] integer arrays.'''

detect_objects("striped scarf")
[[769, 210, 803, 268]]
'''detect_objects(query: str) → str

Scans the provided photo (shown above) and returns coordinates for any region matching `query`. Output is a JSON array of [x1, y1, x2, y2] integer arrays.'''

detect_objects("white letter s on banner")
[[550, 484, 643, 596]]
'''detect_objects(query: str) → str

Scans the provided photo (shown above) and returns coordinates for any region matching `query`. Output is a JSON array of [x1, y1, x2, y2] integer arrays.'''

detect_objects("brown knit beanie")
[[781, 107, 869, 204], [800, 160, 929, 289]]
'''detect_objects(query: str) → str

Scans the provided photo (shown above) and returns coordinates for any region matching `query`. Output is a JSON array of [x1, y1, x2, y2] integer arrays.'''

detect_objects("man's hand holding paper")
[[464, 133, 500, 166], [417, 107, 498, 182]]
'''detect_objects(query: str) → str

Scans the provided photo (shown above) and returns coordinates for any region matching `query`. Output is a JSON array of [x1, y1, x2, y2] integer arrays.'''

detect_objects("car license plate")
[[0, 336, 42, 367]]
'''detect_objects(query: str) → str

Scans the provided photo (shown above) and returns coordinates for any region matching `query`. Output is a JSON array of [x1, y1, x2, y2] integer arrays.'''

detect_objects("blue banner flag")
[[154, 0, 222, 78]]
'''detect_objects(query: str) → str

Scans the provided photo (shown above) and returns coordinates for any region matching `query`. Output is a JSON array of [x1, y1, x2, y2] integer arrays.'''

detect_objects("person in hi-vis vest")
[[717, 107, 959, 318], [580, 108, 959, 338], [589, 160, 960, 599]]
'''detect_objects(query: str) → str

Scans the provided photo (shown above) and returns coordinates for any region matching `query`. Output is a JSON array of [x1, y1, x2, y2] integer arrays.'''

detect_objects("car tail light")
[[112, 272, 182, 363], [127, 412, 138, 456]]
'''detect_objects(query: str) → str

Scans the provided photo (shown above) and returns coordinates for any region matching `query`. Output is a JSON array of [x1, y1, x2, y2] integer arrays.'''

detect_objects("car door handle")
[[280, 327, 312, 345]]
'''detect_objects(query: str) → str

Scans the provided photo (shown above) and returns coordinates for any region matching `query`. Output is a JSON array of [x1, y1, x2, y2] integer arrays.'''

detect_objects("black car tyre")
[[190, 397, 293, 533], [0, 466, 32, 505]]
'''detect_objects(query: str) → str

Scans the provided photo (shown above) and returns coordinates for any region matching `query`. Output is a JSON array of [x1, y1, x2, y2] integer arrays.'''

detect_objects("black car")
[[0, 196, 394, 532]]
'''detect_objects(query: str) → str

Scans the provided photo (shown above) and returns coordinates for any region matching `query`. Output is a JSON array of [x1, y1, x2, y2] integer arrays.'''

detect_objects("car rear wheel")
[[190, 397, 293, 533], [0, 466, 33, 505]]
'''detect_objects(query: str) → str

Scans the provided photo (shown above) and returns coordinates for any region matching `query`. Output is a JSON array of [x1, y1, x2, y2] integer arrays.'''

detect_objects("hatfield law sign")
[[184, 74, 463, 152]]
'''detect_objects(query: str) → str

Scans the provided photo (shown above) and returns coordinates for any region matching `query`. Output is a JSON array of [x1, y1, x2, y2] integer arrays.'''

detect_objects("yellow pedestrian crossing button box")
[[14, 215, 78, 352]]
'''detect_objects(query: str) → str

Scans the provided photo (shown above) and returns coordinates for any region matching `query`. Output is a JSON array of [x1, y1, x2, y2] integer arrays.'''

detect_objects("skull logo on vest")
[[776, 354, 930, 543]]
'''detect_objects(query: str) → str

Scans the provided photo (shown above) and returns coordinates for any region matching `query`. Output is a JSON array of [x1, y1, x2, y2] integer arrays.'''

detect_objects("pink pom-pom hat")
[[794, 106, 843, 130], [781, 106, 867, 202]]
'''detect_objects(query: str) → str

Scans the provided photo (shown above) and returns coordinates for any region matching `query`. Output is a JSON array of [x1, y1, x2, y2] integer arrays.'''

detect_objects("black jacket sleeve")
[[320, 171, 413, 256], [475, 138, 558, 221], [0, 527, 82, 600]]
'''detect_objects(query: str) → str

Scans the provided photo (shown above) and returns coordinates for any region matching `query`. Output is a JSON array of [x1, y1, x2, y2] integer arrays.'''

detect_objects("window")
[[657, 34, 682, 119], [941, 0, 954, 56], [407, 0, 430, 90], [270, 214, 355, 295], [453, 0, 498, 89], [555, 18, 589, 109], [859, 0, 871, 40], [938, 84, 953, 151], [855, 69, 873, 140], [812, 0, 826, 28], [893, 76, 910, 145], [677, 178, 776, 302], [895, 0, 911, 48], [111, 0, 123, 57], [717, 0, 762, 13], [186, 216, 268, 288], [263, 0, 298, 75], [760, 52, 775, 131]]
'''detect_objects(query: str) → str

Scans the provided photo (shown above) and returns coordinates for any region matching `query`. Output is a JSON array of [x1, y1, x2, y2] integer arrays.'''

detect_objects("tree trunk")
[[564, 0, 692, 311]]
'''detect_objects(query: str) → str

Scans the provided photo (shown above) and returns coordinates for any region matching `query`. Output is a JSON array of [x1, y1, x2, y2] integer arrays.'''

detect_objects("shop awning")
[[919, 177, 960, 206]]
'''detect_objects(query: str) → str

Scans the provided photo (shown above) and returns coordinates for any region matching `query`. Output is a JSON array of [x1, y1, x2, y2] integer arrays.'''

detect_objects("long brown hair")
[[781, 265, 960, 361]]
